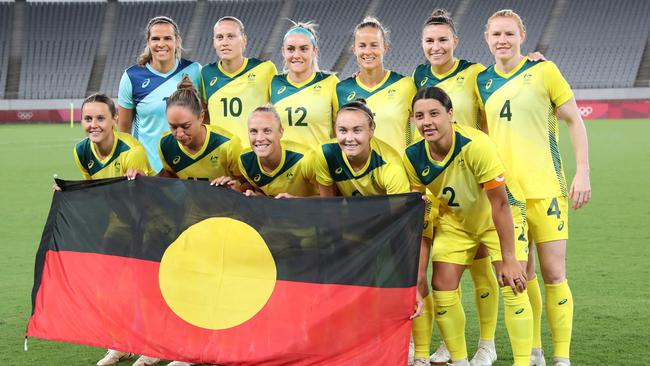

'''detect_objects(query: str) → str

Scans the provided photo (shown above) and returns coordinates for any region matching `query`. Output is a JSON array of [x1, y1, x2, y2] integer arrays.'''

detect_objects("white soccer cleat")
[[469, 340, 497, 366], [96, 349, 133, 366], [552, 357, 570, 366], [166, 362, 194, 366], [530, 348, 546, 366], [132, 355, 160, 366], [446, 359, 470, 366], [430, 341, 451, 364], [413, 357, 430, 366], [408, 336, 415, 365]]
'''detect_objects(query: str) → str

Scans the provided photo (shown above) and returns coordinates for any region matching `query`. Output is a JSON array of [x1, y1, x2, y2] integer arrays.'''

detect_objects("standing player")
[[335, 17, 416, 153], [69, 93, 154, 366], [237, 104, 318, 197], [118, 16, 202, 174], [270, 22, 339, 150], [405, 87, 533, 366], [201, 16, 277, 147], [477, 10, 591, 366]]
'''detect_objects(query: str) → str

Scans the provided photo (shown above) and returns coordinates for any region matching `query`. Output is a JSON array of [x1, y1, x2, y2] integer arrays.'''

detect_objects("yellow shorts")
[[432, 223, 529, 266], [526, 196, 569, 244]]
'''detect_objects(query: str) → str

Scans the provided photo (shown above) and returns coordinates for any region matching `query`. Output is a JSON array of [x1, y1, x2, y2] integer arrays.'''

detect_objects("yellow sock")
[[412, 293, 434, 357], [545, 280, 573, 359], [528, 277, 543, 348], [469, 257, 499, 341], [433, 289, 467, 361], [501, 286, 533, 366]]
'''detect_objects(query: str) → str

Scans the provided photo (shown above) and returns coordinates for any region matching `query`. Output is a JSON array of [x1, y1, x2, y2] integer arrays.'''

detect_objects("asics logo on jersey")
[[87, 160, 94, 169], [335, 167, 343, 174], [209, 76, 218, 87], [173, 156, 181, 165], [558, 220, 565, 231], [515, 308, 525, 315], [142, 79, 150, 88], [254, 174, 261, 182], [480, 292, 490, 299], [346, 92, 356, 102], [437, 310, 447, 316], [277, 86, 287, 95], [558, 299, 568, 305], [420, 77, 428, 87], [421, 166, 430, 177], [485, 79, 493, 90]]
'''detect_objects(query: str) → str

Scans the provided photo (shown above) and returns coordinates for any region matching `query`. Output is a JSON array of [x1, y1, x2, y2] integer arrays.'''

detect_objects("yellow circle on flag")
[[159, 218, 277, 330]]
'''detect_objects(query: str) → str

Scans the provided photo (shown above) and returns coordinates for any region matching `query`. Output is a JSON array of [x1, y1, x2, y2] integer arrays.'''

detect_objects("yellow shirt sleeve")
[[312, 146, 333, 187], [227, 137, 242, 178], [544, 61, 574, 108], [125, 144, 155, 176], [402, 152, 426, 193], [73, 147, 92, 180], [382, 160, 411, 194], [466, 134, 505, 186]]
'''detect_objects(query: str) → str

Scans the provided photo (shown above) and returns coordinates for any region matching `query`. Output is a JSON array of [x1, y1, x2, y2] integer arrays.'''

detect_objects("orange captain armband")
[[482, 174, 506, 190]]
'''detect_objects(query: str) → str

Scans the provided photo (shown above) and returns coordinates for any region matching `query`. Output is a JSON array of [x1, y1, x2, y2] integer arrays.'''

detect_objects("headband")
[[283, 27, 318, 48]]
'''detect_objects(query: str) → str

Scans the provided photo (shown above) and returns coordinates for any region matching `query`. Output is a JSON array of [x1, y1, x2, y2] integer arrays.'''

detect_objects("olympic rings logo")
[[17, 112, 34, 120], [578, 106, 593, 117]]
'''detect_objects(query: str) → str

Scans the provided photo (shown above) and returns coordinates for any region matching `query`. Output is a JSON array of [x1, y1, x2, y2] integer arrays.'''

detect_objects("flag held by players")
[[27, 177, 423, 365]]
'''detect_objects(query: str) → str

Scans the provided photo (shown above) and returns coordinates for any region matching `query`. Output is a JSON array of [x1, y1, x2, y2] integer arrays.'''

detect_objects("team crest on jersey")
[[286, 172, 294, 181], [313, 85, 322, 94], [209, 76, 218, 87], [173, 156, 181, 165], [420, 77, 429, 87], [87, 160, 94, 169], [523, 73, 533, 84], [210, 155, 219, 167], [485, 79, 493, 90], [456, 76, 465, 84], [253, 174, 261, 182], [248, 73, 257, 84], [277, 86, 287, 95], [114, 161, 121, 175], [346, 91, 356, 102], [141, 79, 150, 88], [457, 158, 465, 168], [387, 88, 396, 97], [421, 166, 430, 177]]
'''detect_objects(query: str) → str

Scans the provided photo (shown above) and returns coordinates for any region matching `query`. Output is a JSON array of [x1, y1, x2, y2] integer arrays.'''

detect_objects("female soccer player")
[[201, 16, 277, 147], [477, 10, 591, 366], [335, 17, 416, 153], [158, 79, 241, 185], [270, 21, 339, 149], [405, 87, 533, 366], [236, 104, 318, 197], [117, 16, 202, 175], [69, 94, 154, 366]]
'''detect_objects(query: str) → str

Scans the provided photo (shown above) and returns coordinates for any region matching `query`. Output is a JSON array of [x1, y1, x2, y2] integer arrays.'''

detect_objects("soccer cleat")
[[469, 341, 497, 366], [413, 357, 430, 366], [552, 357, 570, 366], [430, 341, 451, 364], [530, 348, 546, 366], [96, 349, 133, 366], [446, 359, 470, 366], [408, 336, 415, 365], [132, 355, 160, 366], [166, 362, 193, 366]]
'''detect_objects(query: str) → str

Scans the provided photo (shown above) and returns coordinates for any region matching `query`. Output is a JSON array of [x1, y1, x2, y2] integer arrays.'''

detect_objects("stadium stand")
[[193, 0, 284, 67], [99, 0, 196, 97], [268, 0, 371, 73], [545, 0, 650, 88], [0, 1, 13, 99], [18, 1, 105, 99]]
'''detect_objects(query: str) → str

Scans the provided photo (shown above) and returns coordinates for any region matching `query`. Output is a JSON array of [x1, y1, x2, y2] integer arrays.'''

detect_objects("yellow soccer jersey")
[[238, 141, 318, 197], [201, 58, 277, 147], [476, 59, 573, 199], [74, 131, 154, 180], [413, 59, 485, 129], [158, 125, 241, 180], [313, 137, 410, 196], [270, 72, 339, 149], [334, 71, 416, 152], [404, 124, 506, 234]]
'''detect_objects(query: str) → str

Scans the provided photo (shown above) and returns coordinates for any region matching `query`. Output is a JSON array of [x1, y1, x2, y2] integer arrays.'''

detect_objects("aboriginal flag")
[[27, 177, 423, 365]]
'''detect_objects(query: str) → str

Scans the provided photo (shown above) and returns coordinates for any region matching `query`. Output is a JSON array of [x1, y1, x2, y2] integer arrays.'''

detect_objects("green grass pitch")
[[0, 120, 648, 365]]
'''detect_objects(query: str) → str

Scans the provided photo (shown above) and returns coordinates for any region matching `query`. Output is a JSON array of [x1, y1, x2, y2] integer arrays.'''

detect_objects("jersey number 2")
[[500, 100, 512, 122], [442, 187, 460, 207], [285, 107, 308, 126]]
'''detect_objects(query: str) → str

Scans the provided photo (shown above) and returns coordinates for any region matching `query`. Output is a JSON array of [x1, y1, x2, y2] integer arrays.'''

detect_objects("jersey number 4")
[[285, 107, 308, 126], [500, 100, 512, 122]]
